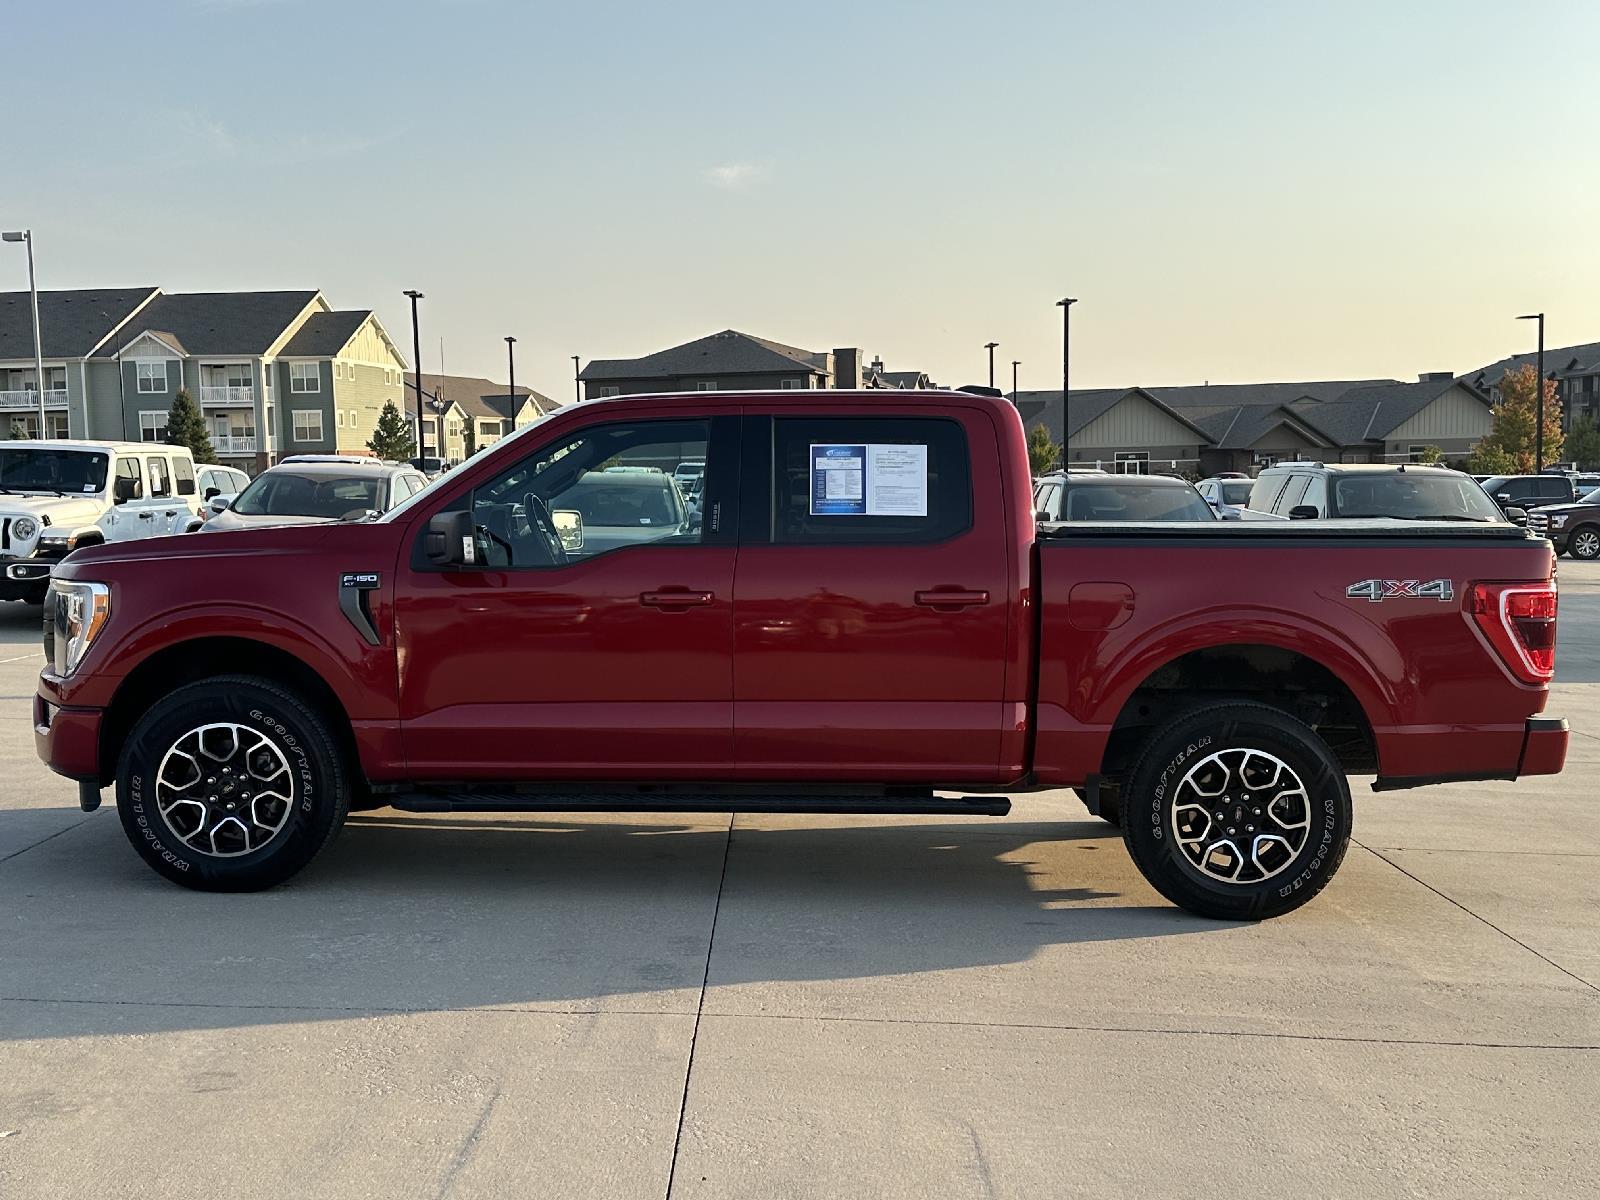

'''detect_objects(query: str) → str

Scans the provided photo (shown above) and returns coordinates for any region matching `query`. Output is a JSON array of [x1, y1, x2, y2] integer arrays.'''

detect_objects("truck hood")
[[0, 493, 104, 528], [57, 519, 399, 573], [201, 509, 342, 533], [1527, 501, 1589, 516]]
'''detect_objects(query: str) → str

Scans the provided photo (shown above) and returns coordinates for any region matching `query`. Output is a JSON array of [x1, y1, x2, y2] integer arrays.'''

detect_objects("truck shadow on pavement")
[[0, 806, 1220, 1042]]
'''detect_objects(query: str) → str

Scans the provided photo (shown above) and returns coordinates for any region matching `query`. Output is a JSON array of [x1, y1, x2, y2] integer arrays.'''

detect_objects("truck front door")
[[395, 414, 740, 779], [732, 409, 1014, 782]]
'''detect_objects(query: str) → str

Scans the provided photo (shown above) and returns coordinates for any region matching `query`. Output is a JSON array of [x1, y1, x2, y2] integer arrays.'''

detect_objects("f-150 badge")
[[1346, 578, 1454, 603]]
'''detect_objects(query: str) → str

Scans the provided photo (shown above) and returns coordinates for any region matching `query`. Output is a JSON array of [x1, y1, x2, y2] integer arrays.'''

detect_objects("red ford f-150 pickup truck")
[[34, 390, 1567, 918]]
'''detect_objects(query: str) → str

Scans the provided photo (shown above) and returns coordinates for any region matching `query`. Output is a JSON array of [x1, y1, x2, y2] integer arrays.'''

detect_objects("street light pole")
[[2, 230, 47, 436], [1056, 298, 1077, 461], [572, 355, 581, 405], [985, 342, 999, 389], [1011, 360, 1020, 405], [1518, 312, 1546, 472], [404, 289, 424, 456], [505, 335, 517, 404]]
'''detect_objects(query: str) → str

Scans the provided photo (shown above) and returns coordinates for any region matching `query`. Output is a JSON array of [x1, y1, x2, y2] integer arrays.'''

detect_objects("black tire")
[[1121, 702, 1351, 920], [1568, 525, 1600, 561], [116, 675, 350, 891], [1072, 783, 1122, 827]]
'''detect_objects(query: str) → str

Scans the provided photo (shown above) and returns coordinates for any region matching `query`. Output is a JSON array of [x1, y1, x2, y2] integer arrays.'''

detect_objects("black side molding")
[[339, 572, 381, 646], [383, 792, 1012, 817]]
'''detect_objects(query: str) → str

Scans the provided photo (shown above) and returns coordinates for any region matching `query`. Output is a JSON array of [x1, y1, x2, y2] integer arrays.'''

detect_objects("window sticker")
[[810, 443, 928, 516]]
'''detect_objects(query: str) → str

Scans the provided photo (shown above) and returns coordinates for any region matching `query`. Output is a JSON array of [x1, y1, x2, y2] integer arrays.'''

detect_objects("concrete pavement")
[[1, 566, 1597, 1198]]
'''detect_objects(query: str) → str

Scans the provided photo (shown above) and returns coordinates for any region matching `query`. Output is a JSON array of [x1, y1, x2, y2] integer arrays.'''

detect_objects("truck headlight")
[[49, 580, 111, 676], [11, 515, 38, 541], [1549, 514, 1570, 529]]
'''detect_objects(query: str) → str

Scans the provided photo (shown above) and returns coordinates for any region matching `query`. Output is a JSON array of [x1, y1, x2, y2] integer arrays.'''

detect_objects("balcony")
[[213, 435, 258, 455], [0, 388, 68, 410], [200, 385, 254, 408]]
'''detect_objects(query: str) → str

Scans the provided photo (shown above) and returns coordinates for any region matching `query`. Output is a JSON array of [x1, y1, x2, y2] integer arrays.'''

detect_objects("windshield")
[[558, 473, 684, 527], [232, 471, 386, 518], [1060, 482, 1214, 522], [1219, 482, 1252, 504], [0, 447, 110, 494], [1581, 487, 1600, 504], [1333, 473, 1504, 521]]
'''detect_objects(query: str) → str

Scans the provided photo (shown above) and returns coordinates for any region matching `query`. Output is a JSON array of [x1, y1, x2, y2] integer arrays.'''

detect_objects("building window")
[[781, 378, 802, 389], [292, 410, 323, 441], [695, 381, 718, 391], [139, 411, 169, 442], [337, 410, 345, 429], [349, 409, 357, 429], [1114, 452, 1150, 475], [290, 363, 320, 393], [597, 386, 620, 398], [136, 362, 168, 393]]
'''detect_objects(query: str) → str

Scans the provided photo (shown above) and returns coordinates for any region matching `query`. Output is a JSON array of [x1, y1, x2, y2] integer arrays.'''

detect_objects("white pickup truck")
[[0, 439, 207, 603]]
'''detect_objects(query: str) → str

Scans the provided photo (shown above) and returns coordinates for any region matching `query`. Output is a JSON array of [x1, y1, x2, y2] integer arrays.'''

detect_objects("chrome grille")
[[1529, 512, 1549, 535]]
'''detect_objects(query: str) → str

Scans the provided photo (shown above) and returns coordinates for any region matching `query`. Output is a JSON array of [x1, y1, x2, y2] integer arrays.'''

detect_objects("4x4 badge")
[[1346, 578, 1454, 603]]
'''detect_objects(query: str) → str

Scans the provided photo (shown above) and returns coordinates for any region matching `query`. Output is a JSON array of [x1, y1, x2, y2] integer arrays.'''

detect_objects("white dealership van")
[[0, 440, 205, 602]]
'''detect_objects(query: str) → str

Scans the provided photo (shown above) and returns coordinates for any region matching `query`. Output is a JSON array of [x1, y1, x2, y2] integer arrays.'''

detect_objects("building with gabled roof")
[[1461, 341, 1600, 430], [406, 372, 558, 462], [580, 329, 866, 397]]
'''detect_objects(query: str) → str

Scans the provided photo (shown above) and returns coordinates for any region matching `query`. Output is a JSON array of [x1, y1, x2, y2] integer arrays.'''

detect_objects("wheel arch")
[[1098, 641, 1380, 780], [99, 636, 359, 787]]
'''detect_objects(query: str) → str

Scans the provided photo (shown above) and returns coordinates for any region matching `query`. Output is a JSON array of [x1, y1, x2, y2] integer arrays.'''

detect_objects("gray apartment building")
[[0, 287, 407, 471], [1462, 341, 1600, 431]]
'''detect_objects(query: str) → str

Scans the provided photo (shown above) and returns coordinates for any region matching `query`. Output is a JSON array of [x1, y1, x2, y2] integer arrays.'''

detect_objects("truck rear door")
[[731, 408, 1013, 782]]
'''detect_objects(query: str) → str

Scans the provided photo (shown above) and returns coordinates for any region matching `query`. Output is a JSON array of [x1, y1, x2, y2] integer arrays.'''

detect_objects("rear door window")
[[768, 417, 972, 544], [174, 457, 196, 497], [146, 455, 171, 499]]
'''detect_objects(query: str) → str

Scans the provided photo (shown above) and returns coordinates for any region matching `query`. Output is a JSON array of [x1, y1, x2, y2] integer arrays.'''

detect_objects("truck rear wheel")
[[1569, 525, 1600, 560], [1120, 703, 1350, 920], [115, 675, 350, 891]]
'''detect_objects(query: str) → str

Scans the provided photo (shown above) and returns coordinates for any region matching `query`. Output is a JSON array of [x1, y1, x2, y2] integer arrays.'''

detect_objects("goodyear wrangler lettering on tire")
[[1122, 704, 1351, 920], [116, 676, 349, 892]]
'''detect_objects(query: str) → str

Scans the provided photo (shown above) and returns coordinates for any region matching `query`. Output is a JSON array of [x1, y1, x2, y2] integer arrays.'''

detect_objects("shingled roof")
[[0, 287, 158, 358], [580, 329, 828, 381], [1013, 387, 1213, 441], [406, 372, 558, 421], [277, 310, 372, 357], [1148, 379, 1399, 408], [1462, 341, 1600, 388], [111, 290, 320, 356]]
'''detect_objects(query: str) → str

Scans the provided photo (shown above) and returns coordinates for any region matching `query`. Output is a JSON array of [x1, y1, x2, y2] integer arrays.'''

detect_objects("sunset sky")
[[9, 0, 1598, 396]]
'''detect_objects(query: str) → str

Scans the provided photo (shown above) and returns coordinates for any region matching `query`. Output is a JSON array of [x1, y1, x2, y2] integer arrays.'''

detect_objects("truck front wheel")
[[115, 676, 350, 891], [1120, 703, 1351, 920]]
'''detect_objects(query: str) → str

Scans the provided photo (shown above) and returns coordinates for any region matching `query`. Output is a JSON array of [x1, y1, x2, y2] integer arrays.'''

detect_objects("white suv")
[[0, 440, 205, 603]]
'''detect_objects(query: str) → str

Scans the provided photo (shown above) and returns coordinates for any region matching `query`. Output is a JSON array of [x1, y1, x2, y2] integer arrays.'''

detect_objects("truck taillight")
[[1468, 582, 1557, 684]]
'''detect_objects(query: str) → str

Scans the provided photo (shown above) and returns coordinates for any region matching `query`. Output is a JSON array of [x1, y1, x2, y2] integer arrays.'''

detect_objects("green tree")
[[7, 417, 24, 441], [1415, 445, 1444, 464], [1026, 424, 1060, 475], [1475, 364, 1563, 474], [1465, 443, 1517, 476], [164, 388, 216, 464], [1562, 421, 1600, 471], [367, 400, 416, 461]]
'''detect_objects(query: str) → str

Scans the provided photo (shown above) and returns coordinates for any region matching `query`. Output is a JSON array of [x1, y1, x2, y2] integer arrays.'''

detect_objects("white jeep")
[[0, 440, 206, 603]]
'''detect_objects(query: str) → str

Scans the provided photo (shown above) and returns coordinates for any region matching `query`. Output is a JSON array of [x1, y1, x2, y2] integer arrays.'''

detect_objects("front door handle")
[[640, 588, 715, 611], [914, 588, 990, 611]]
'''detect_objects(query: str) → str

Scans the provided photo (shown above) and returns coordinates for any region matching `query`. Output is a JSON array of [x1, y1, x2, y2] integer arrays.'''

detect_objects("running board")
[[385, 792, 1012, 817]]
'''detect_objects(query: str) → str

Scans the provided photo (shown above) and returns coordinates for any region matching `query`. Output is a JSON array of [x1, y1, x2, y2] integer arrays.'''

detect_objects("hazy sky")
[[9, 0, 1599, 397]]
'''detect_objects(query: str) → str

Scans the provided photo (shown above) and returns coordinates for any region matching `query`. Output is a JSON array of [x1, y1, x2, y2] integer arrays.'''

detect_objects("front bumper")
[[34, 692, 103, 784]]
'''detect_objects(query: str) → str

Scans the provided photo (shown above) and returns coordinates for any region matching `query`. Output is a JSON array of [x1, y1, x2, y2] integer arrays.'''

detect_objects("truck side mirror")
[[114, 476, 141, 504], [1288, 505, 1319, 520], [425, 509, 476, 566], [1504, 506, 1529, 527], [204, 486, 221, 500]]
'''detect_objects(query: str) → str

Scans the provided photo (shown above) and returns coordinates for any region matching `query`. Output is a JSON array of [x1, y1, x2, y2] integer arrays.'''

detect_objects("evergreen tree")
[[164, 388, 217, 463], [7, 417, 24, 441], [1026, 423, 1060, 475], [367, 400, 416, 461]]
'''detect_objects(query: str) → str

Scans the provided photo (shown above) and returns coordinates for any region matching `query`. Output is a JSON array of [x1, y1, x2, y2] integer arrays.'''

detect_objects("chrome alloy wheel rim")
[[155, 723, 294, 857], [1575, 529, 1600, 558], [1170, 748, 1310, 884]]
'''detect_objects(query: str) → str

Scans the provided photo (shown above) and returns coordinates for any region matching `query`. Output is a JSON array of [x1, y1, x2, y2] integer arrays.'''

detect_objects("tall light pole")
[[985, 341, 999, 389], [1057, 297, 1077, 461], [1011, 360, 1020, 405], [1517, 312, 1546, 472], [505, 335, 517, 403], [572, 355, 581, 405], [2, 231, 47, 436], [403, 289, 424, 455]]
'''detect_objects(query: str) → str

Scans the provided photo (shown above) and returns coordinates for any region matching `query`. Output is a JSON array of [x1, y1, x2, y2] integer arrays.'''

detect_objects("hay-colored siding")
[[1386, 385, 1493, 443], [1074, 393, 1200, 449], [330, 318, 406, 452]]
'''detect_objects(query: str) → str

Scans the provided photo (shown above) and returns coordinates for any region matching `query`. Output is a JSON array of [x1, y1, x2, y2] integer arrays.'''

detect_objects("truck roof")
[[1, 438, 187, 454]]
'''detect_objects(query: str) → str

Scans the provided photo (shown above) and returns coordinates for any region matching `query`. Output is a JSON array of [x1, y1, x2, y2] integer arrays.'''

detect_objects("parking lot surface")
[[2, 566, 1598, 1199]]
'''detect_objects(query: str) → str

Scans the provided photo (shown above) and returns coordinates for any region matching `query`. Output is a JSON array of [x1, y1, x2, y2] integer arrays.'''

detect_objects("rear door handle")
[[640, 588, 715, 610], [915, 588, 990, 610]]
